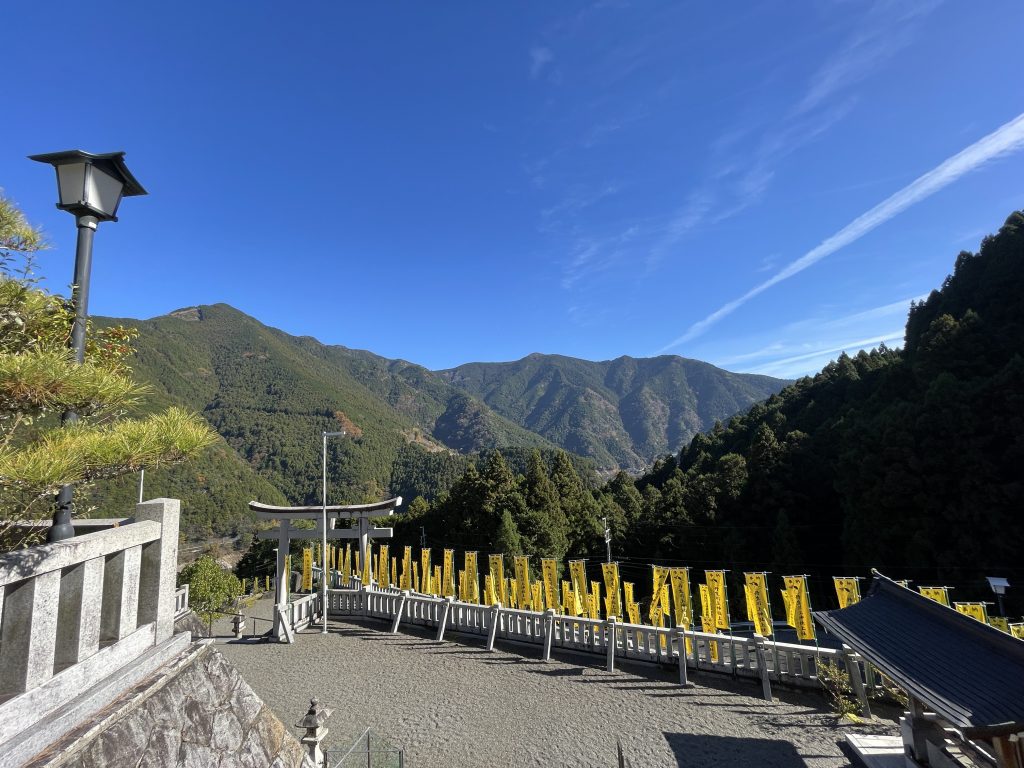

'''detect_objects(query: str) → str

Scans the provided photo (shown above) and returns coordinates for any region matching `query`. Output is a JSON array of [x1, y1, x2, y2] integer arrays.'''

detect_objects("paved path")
[[215, 598, 894, 767]]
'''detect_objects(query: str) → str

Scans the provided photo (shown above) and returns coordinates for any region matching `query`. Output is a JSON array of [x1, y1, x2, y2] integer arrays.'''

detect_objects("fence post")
[[542, 609, 555, 661], [486, 604, 501, 651], [753, 635, 773, 703], [391, 591, 409, 634], [842, 646, 872, 718], [135, 498, 180, 644], [675, 627, 693, 688], [436, 597, 453, 642], [606, 616, 617, 672]]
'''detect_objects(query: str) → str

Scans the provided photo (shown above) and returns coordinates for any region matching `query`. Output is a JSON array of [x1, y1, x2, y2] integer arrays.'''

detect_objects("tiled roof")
[[814, 572, 1024, 736]]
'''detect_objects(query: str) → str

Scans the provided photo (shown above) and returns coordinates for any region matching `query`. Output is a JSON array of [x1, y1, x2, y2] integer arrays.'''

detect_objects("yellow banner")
[[669, 568, 691, 629], [569, 560, 588, 614], [484, 575, 495, 606], [464, 552, 479, 603], [743, 573, 773, 637], [624, 581, 634, 607], [343, 545, 351, 579], [514, 556, 531, 609], [1010, 623, 1024, 640], [919, 587, 950, 607], [413, 562, 419, 593], [377, 545, 389, 587], [989, 616, 1010, 633], [421, 548, 432, 594], [601, 563, 621, 618], [401, 546, 412, 591], [442, 549, 455, 597], [561, 581, 574, 615], [698, 584, 718, 661], [589, 580, 601, 620], [542, 559, 559, 612], [390, 556, 397, 588], [954, 602, 988, 623], [783, 576, 815, 641], [361, 546, 371, 586], [458, 570, 465, 600], [509, 577, 518, 609], [705, 571, 730, 630], [489, 555, 506, 605], [532, 582, 544, 612], [301, 549, 313, 592], [627, 601, 640, 625], [833, 577, 860, 609], [649, 566, 670, 623], [433, 565, 442, 596]]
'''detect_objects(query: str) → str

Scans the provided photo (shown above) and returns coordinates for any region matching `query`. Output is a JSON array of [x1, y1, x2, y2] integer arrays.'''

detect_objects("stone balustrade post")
[[841, 645, 872, 718], [436, 597, 453, 642], [486, 604, 501, 651], [753, 635, 773, 702], [542, 609, 556, 662], [675, 627, 694, 688], [134, 498, 180, 643], [391, 591, 409, 634], [605, 617, 617, 672]]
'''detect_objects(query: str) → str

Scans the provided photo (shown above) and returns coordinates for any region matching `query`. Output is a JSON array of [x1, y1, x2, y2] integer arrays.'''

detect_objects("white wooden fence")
[[321, 584, 875, 708], [0, 499, 191, 766]]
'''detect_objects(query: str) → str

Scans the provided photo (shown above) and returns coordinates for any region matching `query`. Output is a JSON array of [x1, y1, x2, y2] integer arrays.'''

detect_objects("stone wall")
[[35, 642, 313, 768]]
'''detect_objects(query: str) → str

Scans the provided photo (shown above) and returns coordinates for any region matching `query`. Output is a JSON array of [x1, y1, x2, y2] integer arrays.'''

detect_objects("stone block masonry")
[[33, 641, 313, 767]]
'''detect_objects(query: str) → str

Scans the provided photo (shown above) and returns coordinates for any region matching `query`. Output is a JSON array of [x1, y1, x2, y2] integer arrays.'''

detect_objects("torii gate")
[[250, 497, 403, 632]]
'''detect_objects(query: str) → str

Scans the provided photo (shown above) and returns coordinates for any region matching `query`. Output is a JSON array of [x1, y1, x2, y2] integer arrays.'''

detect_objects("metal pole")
[[322, 431, 328, 634], [603, 517, 611, 563], [49, 215, 97, 543], [137, 468, 145, 504]]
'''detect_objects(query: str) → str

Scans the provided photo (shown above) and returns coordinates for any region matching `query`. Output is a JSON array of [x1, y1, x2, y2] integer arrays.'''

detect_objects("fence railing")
[[0, 499, 188, 765], [174, 583, 190, 617], [323, 585, 876, 704]]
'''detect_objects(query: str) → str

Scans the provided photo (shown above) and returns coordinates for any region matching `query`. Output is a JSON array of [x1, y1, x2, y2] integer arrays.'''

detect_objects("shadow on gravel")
[[661, 733, 813, 768]]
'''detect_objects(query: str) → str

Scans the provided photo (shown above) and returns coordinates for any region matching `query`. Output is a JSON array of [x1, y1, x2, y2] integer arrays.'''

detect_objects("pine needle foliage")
[[0, 192, 216, 527]]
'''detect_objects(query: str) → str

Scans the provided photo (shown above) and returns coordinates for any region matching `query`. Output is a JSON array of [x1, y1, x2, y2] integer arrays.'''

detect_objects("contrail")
[[658, 111, 1024, 353]]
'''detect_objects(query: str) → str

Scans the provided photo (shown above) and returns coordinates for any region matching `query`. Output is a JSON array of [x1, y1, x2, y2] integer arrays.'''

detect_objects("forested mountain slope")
[[441, 354, 787, 470], [627, 211, 1024, 605]]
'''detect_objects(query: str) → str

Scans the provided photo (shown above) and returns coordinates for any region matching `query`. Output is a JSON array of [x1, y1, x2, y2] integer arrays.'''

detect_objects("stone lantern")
[[295, 698, 333, 767]]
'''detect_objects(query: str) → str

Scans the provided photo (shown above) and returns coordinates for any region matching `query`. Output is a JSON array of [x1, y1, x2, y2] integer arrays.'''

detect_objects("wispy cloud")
[[712, 295, 922, 376], [796, 0, 941, 115], [529, 47, 553, 79], [646, 2, 935, 271], [657, 111, 1024, 352], [747, 330, 905, 378]]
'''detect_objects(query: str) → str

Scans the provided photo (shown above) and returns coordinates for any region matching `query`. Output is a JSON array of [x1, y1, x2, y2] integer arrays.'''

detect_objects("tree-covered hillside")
[[441, 353, 787, 470], [623, 211, 1024, 609]]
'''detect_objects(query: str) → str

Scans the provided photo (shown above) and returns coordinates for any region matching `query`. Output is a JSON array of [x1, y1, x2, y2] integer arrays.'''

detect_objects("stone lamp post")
[[295, 698, 333, 767]]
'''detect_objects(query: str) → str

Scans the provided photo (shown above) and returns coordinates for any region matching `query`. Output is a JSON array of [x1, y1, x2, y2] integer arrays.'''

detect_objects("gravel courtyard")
[[215, 598, 894, 767]]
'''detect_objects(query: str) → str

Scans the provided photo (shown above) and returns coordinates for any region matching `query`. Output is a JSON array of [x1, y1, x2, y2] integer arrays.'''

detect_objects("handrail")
[[323, 585, 850, 692]]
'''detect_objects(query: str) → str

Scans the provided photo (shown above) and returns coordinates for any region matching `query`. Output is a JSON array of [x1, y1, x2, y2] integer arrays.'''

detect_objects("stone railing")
[[0, 499, 191, 766], [325, 585, 875, 708], [174, 583, 190, 617]]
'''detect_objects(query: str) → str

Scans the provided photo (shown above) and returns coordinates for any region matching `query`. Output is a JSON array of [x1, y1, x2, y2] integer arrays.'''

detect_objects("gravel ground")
[[214, 597, 895, 768]]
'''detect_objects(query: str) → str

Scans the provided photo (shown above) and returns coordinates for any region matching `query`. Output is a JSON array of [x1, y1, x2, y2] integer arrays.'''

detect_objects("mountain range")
[[91, 304, 786, 539]]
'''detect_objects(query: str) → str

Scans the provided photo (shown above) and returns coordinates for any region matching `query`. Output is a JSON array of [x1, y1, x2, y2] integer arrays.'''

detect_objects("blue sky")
[[3, 1, 1023, 378]]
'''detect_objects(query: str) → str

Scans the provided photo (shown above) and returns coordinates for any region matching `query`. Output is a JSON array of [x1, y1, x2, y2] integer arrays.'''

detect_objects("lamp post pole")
[[322, 430, 345, 633], [30, 149, 146, 543], [49, 214, 98, 542]]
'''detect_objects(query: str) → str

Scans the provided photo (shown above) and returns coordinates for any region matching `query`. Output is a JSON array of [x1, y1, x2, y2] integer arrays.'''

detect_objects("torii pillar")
[[251, 497, 403, 637]]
